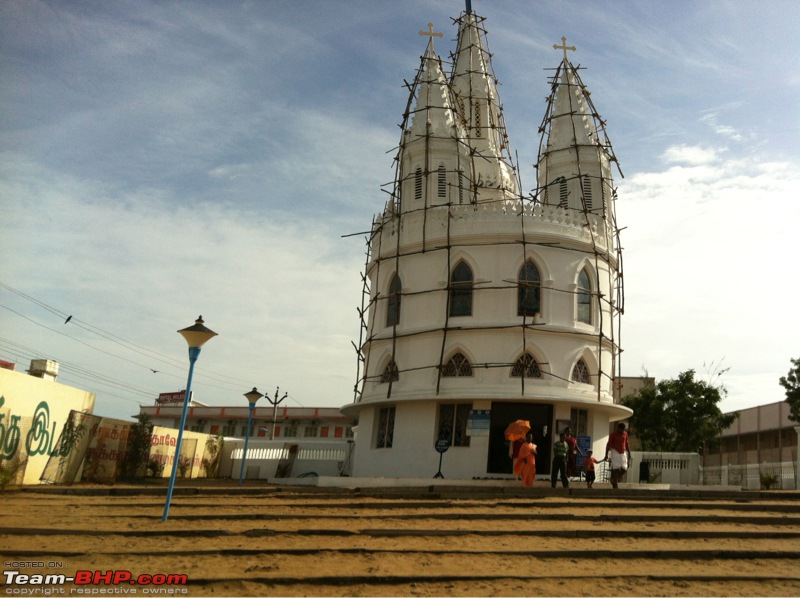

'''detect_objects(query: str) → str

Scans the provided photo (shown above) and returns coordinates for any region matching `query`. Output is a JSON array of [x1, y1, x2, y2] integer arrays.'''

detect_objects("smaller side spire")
[[392, 27, 470, 214], [536, 40, 622, 226]]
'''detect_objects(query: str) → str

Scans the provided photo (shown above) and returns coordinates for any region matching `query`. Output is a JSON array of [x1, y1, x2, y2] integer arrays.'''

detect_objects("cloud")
[[661, 144, 722, 166], [617, 148, 800, 412], [699, 113, 744, 142], [0, 155, 365, 418]]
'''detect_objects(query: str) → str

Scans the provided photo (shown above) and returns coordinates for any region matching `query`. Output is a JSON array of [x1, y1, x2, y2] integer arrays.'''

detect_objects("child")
[[583, 449, 605, 489]]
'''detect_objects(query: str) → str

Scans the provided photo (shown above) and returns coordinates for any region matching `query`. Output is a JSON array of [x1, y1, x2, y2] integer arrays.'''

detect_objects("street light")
[[265, 387, 288, 439], [239, 387, 263, 485], [162, 316, 217, 522]]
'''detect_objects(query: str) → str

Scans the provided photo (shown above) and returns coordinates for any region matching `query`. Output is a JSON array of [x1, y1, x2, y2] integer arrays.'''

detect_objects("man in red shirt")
[[604, 422, 631, 489]]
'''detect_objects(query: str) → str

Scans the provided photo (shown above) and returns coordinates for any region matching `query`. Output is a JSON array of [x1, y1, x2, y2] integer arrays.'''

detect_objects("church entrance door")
[[486, 402, 553, 475]]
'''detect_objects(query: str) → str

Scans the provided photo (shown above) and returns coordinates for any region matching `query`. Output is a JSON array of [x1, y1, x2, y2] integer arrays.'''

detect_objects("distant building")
[[138, 396, 355, 441], [702, 401, 798, 488], [342, 8, 630, 479]]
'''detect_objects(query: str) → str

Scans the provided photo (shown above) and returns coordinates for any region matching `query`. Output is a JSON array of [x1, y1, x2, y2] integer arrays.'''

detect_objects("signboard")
[[467, 409, 491, 436], [156, 390, 189, 405], [435, 439, 450, 454]]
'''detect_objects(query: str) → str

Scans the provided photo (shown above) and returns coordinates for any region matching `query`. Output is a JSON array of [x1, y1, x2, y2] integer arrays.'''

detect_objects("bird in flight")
[[64, 315, 72, 324]]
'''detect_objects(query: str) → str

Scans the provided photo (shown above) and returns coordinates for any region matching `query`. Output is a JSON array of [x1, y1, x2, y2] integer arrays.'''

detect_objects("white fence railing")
[[629, 452, 701, 485], [222, 439, 354, 480], [700, 461, 796, 490]]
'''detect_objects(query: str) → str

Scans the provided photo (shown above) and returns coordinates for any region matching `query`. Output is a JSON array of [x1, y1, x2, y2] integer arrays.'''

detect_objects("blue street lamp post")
[[162, 316, 217, 522], [239, 387, 263, 485]]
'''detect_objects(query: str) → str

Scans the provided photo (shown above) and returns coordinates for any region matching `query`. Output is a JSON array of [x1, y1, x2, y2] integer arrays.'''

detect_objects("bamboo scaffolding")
[[348, 14, 625, 410]]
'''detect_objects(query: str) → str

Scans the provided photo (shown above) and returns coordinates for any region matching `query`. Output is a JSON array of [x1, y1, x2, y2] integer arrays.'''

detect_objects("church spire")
[[393, 24, 469, 214], [407, 30, 459, 140], [536, 38, 621, 223], [450, 10, 518, 203]]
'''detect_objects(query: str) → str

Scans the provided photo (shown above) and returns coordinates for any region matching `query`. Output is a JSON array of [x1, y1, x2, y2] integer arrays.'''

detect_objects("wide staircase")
[[3, 483, 799, 596]]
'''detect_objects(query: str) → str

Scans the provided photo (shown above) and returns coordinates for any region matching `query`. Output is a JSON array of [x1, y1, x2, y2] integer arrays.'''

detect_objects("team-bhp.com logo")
[[4, 569, 189, 595]]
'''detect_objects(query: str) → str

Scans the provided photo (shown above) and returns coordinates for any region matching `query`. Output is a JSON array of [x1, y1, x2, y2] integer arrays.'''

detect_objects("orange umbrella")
[[504, 419, 531, 441]]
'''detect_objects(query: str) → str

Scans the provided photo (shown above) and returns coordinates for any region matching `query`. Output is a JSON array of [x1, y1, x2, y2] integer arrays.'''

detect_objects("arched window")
[[558, 177, 568, 208], [571, 358, 591, 384], [582, 175, 593, 210], [437, 403, 471, 447], [511, 353, 542, 378], [414, 167, 423, 200], [380, 359, 399, 383], [437, 164, 447, 198], [577, 268, 592, 324], [442, 353, 473, 377], [386, 274, 401, 327], [449, 261, 473, 317], [517, 260, 541, 317], [376, 406, 395, 448]]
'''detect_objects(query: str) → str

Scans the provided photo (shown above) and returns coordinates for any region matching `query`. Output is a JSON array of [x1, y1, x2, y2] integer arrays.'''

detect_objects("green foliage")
[[622, 369, 737, 453], [57, 411, 86, 464], [146, 459, 164, 478], [119, 414, 154, 481], [760, 470, 779, 490], [0, 455, 24, 490], [201, 435, 224, 478], [177, 455, 192, 478], [779, 357, 800, 423]]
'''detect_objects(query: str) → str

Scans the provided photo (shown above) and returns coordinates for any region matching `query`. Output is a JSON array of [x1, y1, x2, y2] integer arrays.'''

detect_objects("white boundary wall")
[[223, 439, 354, 480], [630, 452, 700, 485], [701, 461, 796, 490]]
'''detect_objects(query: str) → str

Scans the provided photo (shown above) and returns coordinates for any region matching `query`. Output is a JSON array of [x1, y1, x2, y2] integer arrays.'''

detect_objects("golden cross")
[[419, 22, 443, 49], [553, 36, 576, 62]]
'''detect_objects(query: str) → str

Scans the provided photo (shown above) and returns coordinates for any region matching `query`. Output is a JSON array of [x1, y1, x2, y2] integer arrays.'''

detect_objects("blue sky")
[[2, 0, 799, 421]]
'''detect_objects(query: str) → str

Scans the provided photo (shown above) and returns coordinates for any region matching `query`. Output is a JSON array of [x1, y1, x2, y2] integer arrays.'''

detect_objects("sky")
[[1, 0, 799, 421]]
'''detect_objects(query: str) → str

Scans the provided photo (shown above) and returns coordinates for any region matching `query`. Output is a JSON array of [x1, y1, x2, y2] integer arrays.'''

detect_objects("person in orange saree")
[[509, 437, 524, 478], [513, 433, 537, 487]]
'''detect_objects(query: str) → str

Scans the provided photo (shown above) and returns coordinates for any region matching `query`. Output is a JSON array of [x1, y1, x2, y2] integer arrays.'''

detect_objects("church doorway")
[[486, 402, 553, 475]]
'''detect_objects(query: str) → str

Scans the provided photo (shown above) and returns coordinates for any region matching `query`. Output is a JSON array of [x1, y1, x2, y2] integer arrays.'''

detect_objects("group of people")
[[509, 422, 631, 489]]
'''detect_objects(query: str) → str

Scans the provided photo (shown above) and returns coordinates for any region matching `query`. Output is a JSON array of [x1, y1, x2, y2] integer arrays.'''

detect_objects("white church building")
[[341, 7, 631, 479]]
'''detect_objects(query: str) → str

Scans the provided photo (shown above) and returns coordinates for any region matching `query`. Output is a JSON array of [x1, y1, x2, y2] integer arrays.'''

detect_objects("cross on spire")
[[419, 22, 443, 50], [553, 36, 576, 63]]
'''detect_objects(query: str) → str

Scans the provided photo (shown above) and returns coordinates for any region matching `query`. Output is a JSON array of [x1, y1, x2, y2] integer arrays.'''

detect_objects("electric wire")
[[0, 281, 291, 408]]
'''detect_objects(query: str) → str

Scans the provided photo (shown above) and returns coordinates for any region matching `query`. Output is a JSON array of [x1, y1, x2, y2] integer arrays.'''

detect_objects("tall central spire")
[[450, 11, 517, 203]]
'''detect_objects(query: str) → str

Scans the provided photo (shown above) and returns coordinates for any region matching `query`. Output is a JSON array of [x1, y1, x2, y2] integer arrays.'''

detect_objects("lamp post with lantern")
[[162, 316, 217, 522], [239, 387, 263, 484]]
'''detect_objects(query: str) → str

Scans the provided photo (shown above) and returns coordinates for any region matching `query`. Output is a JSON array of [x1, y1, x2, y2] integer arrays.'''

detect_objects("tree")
[[622, 369, 737, 453], [779, 358, 800, 423], [119, 414, 154, 481]]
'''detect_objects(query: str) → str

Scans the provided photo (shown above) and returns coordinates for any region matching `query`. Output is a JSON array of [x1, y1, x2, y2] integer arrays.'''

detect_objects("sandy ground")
[[2, 481, 800, 597]]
